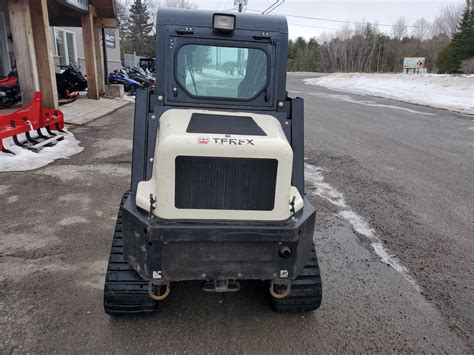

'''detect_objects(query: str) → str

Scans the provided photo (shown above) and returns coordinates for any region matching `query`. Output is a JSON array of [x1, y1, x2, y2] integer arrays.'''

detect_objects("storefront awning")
[[48, 0, 118, 27]]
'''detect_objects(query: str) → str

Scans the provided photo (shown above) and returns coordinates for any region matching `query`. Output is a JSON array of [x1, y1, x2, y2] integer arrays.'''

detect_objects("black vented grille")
[[175, 156, 278, 210]]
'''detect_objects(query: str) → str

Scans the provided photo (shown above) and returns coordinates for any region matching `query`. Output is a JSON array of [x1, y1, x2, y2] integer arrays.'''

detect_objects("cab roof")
[[156, 8, 288, 34]]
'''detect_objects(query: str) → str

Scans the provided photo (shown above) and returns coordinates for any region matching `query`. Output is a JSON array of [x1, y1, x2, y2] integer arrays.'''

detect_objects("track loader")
[[104, 9, 322, 315]]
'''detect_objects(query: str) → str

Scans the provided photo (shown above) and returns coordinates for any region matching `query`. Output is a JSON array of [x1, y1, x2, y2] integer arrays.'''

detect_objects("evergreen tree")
[[304, 38, 321, 72], [437, 0, 473, 73], [122, 0, 154, 57], [287, 37, 321, 72], [293, 37, 307, 71], [287, 39, 297, 71], [456, 1, 474, 60]]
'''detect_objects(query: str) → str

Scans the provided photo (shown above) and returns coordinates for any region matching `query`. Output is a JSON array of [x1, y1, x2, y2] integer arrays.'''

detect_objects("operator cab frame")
[[154, 8, 289, 111]]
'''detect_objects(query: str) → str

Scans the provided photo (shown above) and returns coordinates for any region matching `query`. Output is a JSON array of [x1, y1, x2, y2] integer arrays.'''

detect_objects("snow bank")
[[305, 73, 474, 114], [0, 130, 83, 172]]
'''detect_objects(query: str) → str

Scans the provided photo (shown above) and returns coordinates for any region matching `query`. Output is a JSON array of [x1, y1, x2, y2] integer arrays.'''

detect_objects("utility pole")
[[234, 0, 247, 13], [234, 0, 247, 75]]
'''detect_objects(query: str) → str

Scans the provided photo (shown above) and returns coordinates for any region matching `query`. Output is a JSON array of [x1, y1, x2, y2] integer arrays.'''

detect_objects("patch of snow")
[[58, 193, 91, 210], [337, 210, 421, 292], [93, 138, 132, 159], [38, 164, 129, 182], [0, 232, 59, 253], [0, 258, 75, 280], [0, 130, 83, 172], [76, 259, 108, 290], [304, 162, 421, 292], [184, 68, 236, 86], [7, 195, 18, 204], [290, 90, 436, 116], [57, 216, 88, 226], [201, 68, 235, 79], [121, 95, 136, 103], [304, 163, 346, 208], [0, 185, 9, 195], [304, 73, 474, 114]]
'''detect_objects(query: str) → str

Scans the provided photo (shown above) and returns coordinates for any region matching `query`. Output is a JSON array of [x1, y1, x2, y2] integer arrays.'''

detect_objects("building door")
[[0, 12, 12, 77]]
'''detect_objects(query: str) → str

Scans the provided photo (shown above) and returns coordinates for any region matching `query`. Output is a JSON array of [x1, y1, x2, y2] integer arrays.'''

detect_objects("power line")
[[288, 23, 340, 31], [262, 0, 285, 14], [247, 8, 434, 29], [281, 13, 433, 28]]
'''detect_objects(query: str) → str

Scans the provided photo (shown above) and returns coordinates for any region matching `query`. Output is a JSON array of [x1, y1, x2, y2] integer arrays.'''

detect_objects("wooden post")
[[81, 11, 99, 99], [29, 0, 58, 109], [93, 21, 105, 96], [8, 0, 40, 104]]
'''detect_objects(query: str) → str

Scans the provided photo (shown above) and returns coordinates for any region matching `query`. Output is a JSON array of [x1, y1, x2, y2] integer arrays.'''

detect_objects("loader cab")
[[131, 9, 305, 198], [154, 9, 289, 111]]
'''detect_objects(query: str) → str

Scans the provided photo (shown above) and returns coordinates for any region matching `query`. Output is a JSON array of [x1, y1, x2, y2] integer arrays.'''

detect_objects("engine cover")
[[136, 109, 303, 221]]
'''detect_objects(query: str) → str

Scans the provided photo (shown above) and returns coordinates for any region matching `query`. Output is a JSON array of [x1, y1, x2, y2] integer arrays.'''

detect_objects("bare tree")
[[117, 0, 132, 8], [412, 18, 431, 41], [392, 17, 408, 40], [159, 0, 197, 9], [146, 0, 197, 27], [460, 58, 474, 75], [432, 3, 464, 38]]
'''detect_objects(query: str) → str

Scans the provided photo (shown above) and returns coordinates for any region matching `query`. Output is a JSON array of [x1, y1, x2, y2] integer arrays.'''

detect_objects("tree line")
[[289, 1, 473, 74], [118, 0, 473, 74]]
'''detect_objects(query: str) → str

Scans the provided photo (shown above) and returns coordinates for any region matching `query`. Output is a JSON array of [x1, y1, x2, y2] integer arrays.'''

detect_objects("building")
[[0, 0, 120, 109], [0, 22, 121, 76], [51, 26, 121, 74]]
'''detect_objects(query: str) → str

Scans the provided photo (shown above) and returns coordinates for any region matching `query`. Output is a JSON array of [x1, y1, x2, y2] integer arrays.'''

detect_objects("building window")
[[54, 28, 77, 67]]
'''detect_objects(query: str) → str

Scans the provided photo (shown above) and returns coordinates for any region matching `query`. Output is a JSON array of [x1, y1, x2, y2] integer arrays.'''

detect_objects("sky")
[[190, 0, 466, 39]]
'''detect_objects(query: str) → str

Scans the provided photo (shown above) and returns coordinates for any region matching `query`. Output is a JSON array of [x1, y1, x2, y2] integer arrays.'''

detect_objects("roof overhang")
[[48, 0, 118, 27]]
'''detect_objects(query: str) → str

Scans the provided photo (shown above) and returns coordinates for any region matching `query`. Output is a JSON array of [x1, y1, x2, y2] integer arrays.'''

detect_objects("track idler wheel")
[[148, 279, 170, 301]]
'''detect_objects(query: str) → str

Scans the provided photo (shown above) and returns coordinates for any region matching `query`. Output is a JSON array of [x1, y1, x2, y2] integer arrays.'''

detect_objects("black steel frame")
[[125, 8, 311, 282]]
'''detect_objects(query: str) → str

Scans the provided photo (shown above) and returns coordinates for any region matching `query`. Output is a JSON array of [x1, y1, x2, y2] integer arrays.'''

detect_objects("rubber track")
[[271, 246, 323, 313], [103, 192, 157, 315]]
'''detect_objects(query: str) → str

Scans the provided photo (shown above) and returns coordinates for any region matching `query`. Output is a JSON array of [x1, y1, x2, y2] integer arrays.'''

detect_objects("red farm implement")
[[0, 92, 67, 154]]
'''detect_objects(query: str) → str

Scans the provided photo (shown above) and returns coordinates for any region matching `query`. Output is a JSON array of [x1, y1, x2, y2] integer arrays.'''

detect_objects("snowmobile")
[[103, 9, 322, 315], [58, 65, 87, 92], [127, 66, 155, 88], [108, 69, 143, 95], [139, 57, 156, 74], [55, 66, 87, 104], [0, 69, 21, 108]]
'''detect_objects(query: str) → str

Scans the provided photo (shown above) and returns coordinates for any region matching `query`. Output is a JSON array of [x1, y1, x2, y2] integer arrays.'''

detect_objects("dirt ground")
[[1, 76, 472, 352]]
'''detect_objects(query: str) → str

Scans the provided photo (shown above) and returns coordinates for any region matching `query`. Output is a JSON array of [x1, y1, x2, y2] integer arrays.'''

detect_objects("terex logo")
[[197, 137, 255, 145]]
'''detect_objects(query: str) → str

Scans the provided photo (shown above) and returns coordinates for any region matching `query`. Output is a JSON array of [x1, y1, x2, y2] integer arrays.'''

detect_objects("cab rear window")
[[176, 44, 268, 100]]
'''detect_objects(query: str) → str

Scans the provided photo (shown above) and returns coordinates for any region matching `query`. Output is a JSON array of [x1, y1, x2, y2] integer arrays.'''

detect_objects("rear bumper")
[[121, 195, 316, 281]]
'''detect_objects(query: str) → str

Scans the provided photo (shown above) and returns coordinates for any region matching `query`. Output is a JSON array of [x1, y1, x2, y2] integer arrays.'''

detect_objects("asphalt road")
[[1, 74, 472, 353]]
